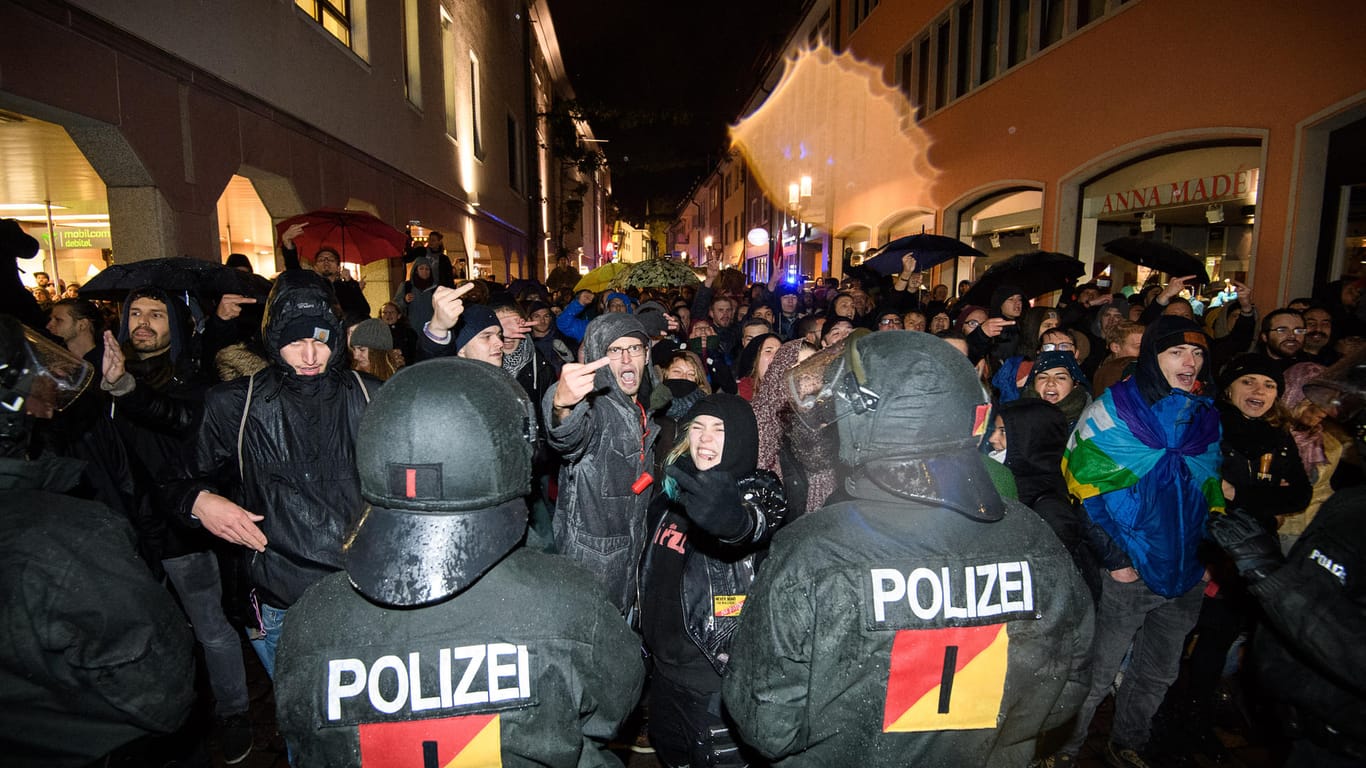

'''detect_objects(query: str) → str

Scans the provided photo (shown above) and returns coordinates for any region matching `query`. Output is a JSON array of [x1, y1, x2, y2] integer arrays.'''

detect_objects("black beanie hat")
[[455, 305, 501, 351], [683, 392, 759, 476], [1219, 352, 1284, 395]]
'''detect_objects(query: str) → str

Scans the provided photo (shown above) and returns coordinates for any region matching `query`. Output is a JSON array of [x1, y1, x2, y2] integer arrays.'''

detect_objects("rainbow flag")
[[1063, 377, 1223, 597]]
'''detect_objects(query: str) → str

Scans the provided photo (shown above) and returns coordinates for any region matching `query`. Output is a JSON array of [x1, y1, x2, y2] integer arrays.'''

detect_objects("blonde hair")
[[658, 350, 712, 395]]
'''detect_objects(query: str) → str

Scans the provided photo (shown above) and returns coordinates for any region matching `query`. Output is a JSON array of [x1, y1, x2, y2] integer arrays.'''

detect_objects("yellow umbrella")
[[573, 262, 631, 293]]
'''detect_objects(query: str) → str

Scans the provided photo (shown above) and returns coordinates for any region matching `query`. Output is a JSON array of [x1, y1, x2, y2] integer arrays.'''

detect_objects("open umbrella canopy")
[[959, 251, 1086, 309], [609, 258, 701, 290], [1102, 237, 1210, 284], [573, 262, 630, 293], [862, 234, 984, 276], [275, 208, 408, 265], [80, 257, 270, 301]]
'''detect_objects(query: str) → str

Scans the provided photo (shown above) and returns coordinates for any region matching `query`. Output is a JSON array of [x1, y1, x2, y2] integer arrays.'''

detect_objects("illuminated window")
[[470, 52, 484, 158], [295, 0, 351, 48], [402, 0, 421, 108], [441, 7, 457, 138]]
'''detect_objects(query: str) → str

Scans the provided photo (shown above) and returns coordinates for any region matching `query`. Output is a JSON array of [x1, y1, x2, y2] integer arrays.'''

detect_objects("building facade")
[[0, 0, 607, 304], [678, 0, 1366, 309]]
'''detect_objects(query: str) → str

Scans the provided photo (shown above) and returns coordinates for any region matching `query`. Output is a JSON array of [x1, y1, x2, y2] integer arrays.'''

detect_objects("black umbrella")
[[959, 251, 1086, 309], [862, 234, 985, 276], [80, 257, 270, 301], [1102, 237, 1210, 284]]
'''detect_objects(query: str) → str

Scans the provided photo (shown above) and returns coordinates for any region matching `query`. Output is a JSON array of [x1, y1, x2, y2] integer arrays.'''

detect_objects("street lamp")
[[703, 234, 714, 264]]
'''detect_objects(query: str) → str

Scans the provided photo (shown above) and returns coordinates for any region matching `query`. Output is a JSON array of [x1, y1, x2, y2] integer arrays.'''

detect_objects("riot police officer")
[[275, 358, 644, 767], [721, 330, 1095, 766]]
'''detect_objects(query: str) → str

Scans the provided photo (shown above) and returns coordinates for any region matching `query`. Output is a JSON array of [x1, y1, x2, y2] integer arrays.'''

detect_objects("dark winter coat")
[[167, 270, 378, 608], [722, 480, 1095, 767], [542, 314, 660, 612], [1250, 486, 1366, 757], [639, 469, 786, 678], [0, 455, 195, 767], [1216, 401, 1311, 534], [275, 549, 645, 767]]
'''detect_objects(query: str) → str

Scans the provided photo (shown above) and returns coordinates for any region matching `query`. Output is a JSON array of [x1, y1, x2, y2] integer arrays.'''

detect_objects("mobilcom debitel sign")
[[39, 228, 113, 250]]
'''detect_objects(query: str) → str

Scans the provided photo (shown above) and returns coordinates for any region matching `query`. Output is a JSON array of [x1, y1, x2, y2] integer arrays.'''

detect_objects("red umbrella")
[[275, 208, 408, 265]]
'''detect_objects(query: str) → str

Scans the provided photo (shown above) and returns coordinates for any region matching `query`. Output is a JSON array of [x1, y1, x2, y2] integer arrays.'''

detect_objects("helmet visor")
[[784, 333, 876, 430], [22, 325, 93, 413]]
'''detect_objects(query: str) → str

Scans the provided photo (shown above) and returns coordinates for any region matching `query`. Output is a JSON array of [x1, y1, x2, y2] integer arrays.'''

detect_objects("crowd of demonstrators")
[[6, 210, 1366, 768]]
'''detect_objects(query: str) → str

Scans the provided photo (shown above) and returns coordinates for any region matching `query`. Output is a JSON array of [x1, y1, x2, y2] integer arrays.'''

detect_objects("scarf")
[[502, 335, 534, 377]]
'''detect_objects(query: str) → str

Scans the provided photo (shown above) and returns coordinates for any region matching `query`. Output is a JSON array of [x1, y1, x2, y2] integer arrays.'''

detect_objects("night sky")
[[544, 0, 806, 225]]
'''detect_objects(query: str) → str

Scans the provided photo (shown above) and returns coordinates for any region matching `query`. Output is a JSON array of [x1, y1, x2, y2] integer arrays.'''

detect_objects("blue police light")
[[785, 263, 799, 286]]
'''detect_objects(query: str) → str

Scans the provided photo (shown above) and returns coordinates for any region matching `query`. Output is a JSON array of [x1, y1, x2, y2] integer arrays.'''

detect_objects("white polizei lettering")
[[517, 645, 531, 698], [439, 647, 453, 709], [942, 566, 969, 619], [327, 658, 366, 721], [1309, 549, 1348, 584], [368, 655, 409, 714], [867, 561, 1038, 624], [409, 652, 442, 712], [487, 643, 522, 703], [452, 645, 488, 706], [871, 568, 907, 622], [998, 561, 1024, 612], [324, 645, 532, 720], [977, 563, 1002, 617], [908, 567, 943, 620], [964, 565, 978, 619]]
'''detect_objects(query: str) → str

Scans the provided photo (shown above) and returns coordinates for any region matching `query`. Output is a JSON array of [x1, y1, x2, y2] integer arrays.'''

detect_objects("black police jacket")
[[722, 484, 1095, 767], [1250, 485, 1366, 757], [0, 456, 195, 766], [275, 548, 645, 767]]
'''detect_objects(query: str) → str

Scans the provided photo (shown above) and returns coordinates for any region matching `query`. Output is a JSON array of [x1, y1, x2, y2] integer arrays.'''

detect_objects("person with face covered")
[[1054, 315, 1225, 768], [543, 313, 662, 614], [166, 270, 379, 678], [639, 393, 787, 767]]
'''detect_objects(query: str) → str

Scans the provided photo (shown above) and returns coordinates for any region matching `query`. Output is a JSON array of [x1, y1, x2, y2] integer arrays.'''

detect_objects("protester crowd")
[[2, 215, 1364, 768]]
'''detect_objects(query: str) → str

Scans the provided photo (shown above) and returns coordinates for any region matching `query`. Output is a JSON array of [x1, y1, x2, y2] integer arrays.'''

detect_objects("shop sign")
[[1086, 169, 1258, 217], [39, 228, 113, 250]]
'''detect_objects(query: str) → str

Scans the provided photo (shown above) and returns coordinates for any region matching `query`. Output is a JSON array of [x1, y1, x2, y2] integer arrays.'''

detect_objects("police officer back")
[[722, 330, 1095, 766], [275, 358, 644, 766]]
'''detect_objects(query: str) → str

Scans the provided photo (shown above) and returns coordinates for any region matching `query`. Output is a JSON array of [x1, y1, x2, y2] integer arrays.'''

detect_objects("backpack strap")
[[352, 370, 372, 403], [237, 372, 255, 484]]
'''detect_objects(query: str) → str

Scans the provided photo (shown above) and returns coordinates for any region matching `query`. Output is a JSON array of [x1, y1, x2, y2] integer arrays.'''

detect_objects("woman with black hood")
[[391, 255, 435, 316], [638, 393, 787, 768]]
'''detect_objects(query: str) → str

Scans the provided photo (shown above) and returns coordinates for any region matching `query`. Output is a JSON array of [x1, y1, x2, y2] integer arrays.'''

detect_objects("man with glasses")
[[545, 313, 661, 614], [1259, 308, 1308, 371]]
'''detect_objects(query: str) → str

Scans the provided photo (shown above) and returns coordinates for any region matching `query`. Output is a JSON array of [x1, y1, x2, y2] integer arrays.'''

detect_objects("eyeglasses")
[[878, 318, 903, 327], [963, 320, 982, 329], [1269, 327, 1308, 336], [604, 343, 647, 360], [1040, 342, 1075, 351]]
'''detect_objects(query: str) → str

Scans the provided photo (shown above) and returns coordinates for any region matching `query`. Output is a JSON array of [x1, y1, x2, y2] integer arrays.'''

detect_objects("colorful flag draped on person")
[[1062, 377, 1224, 598]]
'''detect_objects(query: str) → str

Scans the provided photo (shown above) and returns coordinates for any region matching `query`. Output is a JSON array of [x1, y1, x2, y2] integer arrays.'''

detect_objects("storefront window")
[[1078, 144, 1261, 296], [958, 188, 1043, 285]]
